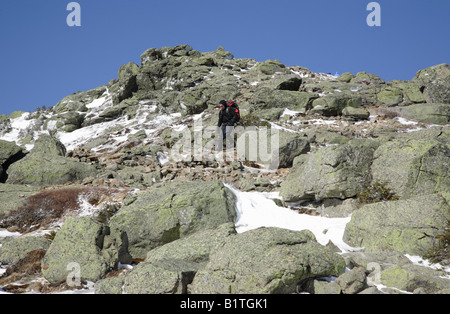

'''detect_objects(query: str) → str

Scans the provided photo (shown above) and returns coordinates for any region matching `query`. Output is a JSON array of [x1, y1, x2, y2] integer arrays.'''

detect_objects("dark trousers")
[[217, 125, 234, 151]]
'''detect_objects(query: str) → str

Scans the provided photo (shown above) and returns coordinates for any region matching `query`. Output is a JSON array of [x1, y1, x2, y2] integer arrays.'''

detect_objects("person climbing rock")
[[217, 100, 240, 151]]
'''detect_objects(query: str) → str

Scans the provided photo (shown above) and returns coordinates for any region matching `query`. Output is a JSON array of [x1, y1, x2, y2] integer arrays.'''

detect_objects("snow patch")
[[157, 151, 170, 165], [281, 108, 303, 117], [226, 184, 359, 253], [405, 254, 450, 276], [396, 117, 418, 125], [309, 119, 337, 125], [86, 96, 107, 109]]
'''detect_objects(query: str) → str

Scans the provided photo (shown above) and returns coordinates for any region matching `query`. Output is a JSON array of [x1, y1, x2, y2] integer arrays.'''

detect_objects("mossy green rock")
[[250, 88, 317, 112], [180, 92, 208, 115], [118, 62, 139, 84], [377, 87, 403, 107], [54, 86, 107, 113], [44, 112, 85, 133], [4, 134, 96, 186], [30, 135, 66, 157], [338, 72, 355, 83], [42, 216, 131, 285], [144, 223, 236, 267], [94, 276, 125, 294], [0, 236, 51, 265], [342, 106, 370, 121], [311, 280, 342, 294], [335, 268, 368, 294], [189, 227, 346, 294], [276, 131, 310, 168], [0, 140, 23, 166], [111, 62, 140, 105], [371, 131, 450, 198], [273, 75, 303, 91], [280, 139, 380, 202], [0, 140, 24, 180], [311, 94, 362, 116], [140, 44, 193, 65], [109, 181, 237, 259], [252, 59, 289, 75], [123, 261, 190, 294], [391, 103, 450, 125], [379, 264, 450, 293], [120, 223, 237, 294], [413, 63, 450, 104], [0, 184, 39, 218], [6, 154, 97, 186], [391, 81, 425, 104], [343, 194, 450, 255], [8, 111, 26, 120], [350, 72, 384, 85]]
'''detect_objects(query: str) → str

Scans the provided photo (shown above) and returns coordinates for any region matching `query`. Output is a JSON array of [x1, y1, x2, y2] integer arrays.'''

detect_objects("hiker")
[[217, 100, 239, 151]]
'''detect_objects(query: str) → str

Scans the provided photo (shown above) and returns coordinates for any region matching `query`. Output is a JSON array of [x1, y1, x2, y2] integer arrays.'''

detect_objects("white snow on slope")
[[0, 112, 46, 150], [0, 92, 181, 154], [226, 184, 358, 253]]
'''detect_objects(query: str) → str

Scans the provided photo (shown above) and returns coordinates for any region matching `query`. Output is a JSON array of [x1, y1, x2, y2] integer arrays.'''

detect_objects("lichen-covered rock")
[[310, 280, 342, 294], [123, 261, 194, 294], [250, 88, 317, 113], [413, 63, 450, 104], [389, 103, 450, 125], [94, 276, 125, 294], [30, 135, 66, 157], [140, 44, 194, 66], [0, 140, 23, 166], [371, 130, 450, 198], [335, 267, 368, 294], [350, 72, 384, 85], [109, 180, 237, 259], [5, 135, 97, 186], [379, 264, 450, 294], [44, 111, 85, 133], [6, 154, 97, 186], [343, 194, 450, 255], [41, 216, 131, 285], [276, 131, 310, 168], [377, 87, 403, 107], [54, 86, 107, 114], [119, 223, 236, 294], [144, 223, 236, 268], [0, 236, 51, 266], [342, 106, 370, 121], [0, 184, 40, 219], [110, 62, 140, 105], [280, 139, 380, 202], [311, 94, 363, 116], [251, 59, 289, 75], [391, 80, 425, 104], [0, 140, 24, 181], [338, 72, 355, 83], [189, 227, 346, 294]]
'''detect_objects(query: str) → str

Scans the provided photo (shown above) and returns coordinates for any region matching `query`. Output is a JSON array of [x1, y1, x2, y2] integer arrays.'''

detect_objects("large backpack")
[[226, 100, 240, 123]]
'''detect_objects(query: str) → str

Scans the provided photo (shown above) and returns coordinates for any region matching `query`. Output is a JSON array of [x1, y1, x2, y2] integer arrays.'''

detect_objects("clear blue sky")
[[0, 0, 449, 115]]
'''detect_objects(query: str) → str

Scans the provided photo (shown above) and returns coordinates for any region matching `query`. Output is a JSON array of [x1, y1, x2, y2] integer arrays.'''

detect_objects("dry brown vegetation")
[[0, 187, 129, 233]]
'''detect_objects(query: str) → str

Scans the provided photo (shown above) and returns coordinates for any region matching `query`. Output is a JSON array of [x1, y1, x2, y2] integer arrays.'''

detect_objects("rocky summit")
[[0, 45, 449, 295]]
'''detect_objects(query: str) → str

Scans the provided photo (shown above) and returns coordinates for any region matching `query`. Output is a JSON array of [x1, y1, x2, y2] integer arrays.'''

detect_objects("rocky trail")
[[0, 45, 449, 294]]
